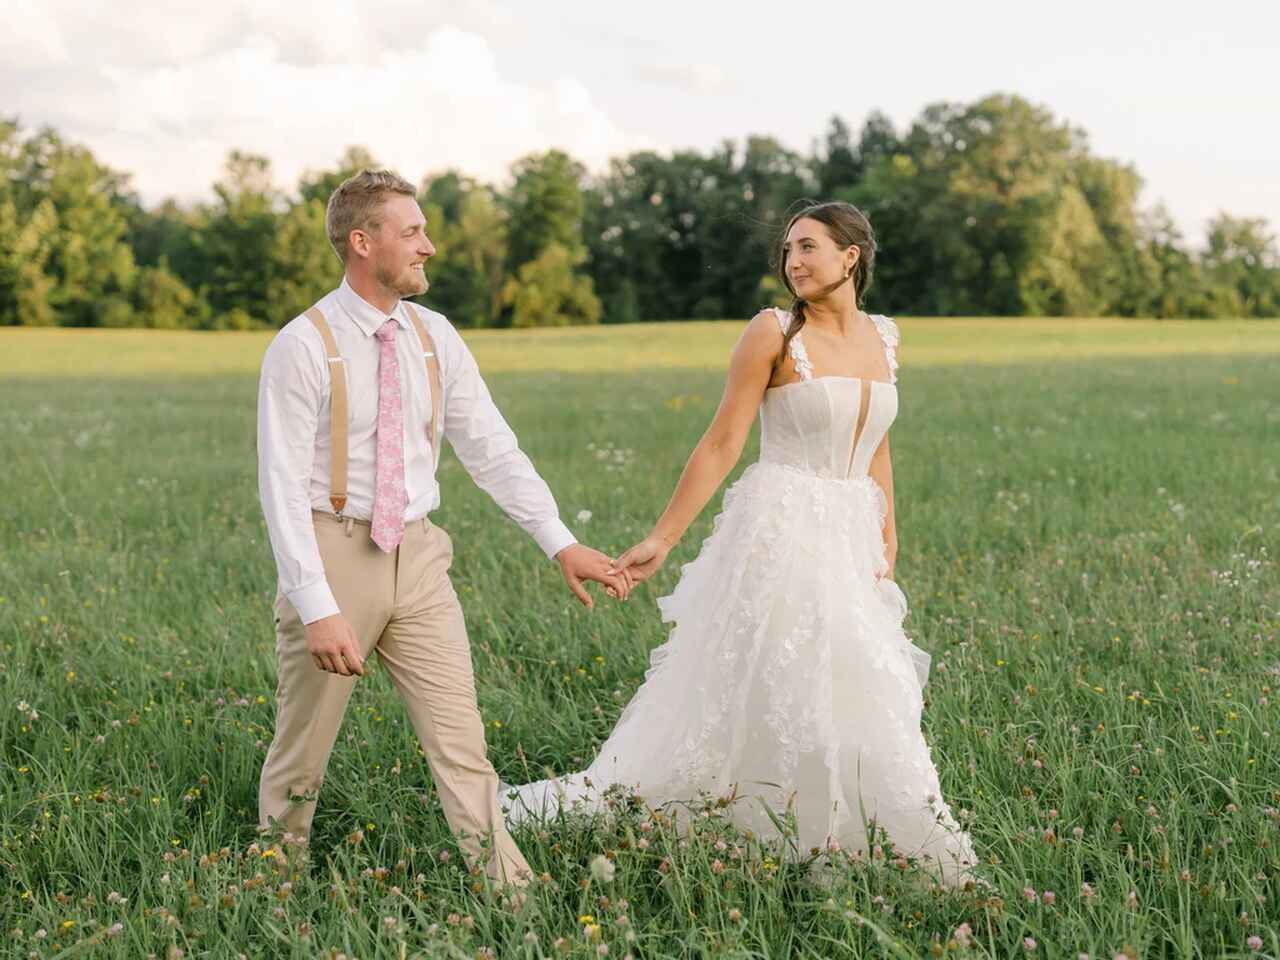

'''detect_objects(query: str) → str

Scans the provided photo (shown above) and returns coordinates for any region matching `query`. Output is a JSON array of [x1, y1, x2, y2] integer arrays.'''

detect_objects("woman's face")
[[784, 217, 856, 300]]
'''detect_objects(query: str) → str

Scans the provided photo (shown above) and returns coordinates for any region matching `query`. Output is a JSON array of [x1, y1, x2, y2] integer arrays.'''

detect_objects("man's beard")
[[375, 261, 429, 298]]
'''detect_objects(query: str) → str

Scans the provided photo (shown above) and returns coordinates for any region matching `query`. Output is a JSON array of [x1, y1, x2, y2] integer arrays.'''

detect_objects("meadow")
[[2, 318, 1278, 958]]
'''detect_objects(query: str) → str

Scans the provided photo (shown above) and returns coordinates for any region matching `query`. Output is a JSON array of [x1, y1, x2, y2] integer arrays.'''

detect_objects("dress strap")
[[869, 314, 900, 384], [772, 307, 813, 381]]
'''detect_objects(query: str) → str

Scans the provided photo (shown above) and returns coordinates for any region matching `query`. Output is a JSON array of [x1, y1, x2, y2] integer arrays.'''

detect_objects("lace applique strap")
[[771, 307, 813, 380], [870, 314, 900, 384]]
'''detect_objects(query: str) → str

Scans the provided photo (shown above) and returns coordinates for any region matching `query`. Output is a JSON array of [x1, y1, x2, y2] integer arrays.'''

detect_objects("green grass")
[[2, 320, 1278, 958], [8, 316, 1280, 378]]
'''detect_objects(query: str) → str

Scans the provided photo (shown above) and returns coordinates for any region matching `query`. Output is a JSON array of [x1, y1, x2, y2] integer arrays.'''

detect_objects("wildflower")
[[1024, 938, 1037, 951], [1126, 891, 1138, 908], [728, 908, 742, 923], [1043, 891, 1056, 906], [1023, 887, 1039, 903], [952, 923, 972, 948], [1081, 882, 1095, 899], [589, 855, 615, 884], [1072, 826, 1084, 840], [106, 923, 123, 938], [1248, 936, 1263, 951], [524, 932, 539, 944], [577, 510, 593, 524]]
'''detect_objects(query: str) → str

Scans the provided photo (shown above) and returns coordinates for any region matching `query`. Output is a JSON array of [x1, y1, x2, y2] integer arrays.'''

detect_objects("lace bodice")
[[760, 307, 900, 480]]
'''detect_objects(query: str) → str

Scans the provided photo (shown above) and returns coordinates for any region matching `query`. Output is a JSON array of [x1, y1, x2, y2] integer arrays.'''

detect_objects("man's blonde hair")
[[325, 169, 418, 263]]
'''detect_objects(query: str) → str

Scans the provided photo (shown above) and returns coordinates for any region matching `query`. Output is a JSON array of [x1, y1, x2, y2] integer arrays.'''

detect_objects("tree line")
[[2, 93, 1277, 330]]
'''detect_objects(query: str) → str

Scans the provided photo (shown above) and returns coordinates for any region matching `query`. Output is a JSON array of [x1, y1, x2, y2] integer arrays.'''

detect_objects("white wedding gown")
[[504, 308, 979, 885]]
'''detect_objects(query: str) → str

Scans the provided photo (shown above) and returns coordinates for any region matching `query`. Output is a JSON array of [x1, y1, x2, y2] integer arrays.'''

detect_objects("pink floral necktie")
[[371, 319, 406, 552]]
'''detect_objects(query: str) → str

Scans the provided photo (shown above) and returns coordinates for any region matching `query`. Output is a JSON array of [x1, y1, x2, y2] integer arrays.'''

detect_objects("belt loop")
[[344, 516, 354, 538]]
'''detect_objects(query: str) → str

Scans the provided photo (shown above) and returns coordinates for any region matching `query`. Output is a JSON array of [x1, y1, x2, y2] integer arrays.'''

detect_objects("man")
[[256, 169, 628, 885]]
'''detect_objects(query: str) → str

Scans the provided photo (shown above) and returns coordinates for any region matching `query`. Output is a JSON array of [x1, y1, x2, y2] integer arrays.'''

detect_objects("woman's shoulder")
[[750, 305, 792, 335]]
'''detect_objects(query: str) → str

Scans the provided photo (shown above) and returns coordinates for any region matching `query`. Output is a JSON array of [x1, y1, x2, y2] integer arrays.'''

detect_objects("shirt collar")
[[337, 276, 413, 337]]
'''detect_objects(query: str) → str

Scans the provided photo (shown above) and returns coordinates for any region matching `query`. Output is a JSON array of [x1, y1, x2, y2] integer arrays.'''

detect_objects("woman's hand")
[[880, 540, 897, 582], [609, 535, 673, 585]]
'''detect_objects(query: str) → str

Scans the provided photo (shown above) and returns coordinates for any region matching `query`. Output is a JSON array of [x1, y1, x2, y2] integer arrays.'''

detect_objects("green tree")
[[505, 150, 589, 271], [419, 175, 508, 327], [0, 196, 58, 326], [131, 261, 208, 329], [1200, 214, 1280, 318], [267, 197, 341, 322], [502, 150, 603, 325], [853, 95, 1114, 316], [0, 123, 138, 325], [502, 242, 601, 327], [816, 115, 860, 197], [197, 151, 281, 327]]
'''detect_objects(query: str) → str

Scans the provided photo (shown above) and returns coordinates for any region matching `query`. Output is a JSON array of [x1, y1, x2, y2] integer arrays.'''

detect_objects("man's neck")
[[345, 272, 400, 316]]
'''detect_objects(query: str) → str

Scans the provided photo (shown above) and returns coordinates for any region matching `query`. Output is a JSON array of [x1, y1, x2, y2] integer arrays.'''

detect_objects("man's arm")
[[257, 330, 340, 623], [431, 316, 627, 605], [258, 330, 366, 674]]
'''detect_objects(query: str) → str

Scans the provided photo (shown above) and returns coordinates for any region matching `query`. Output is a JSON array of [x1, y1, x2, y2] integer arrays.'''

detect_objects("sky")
[[3, 0, 1277, 243]]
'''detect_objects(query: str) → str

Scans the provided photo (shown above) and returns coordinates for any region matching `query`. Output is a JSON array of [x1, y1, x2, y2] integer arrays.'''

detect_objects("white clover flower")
[[589, 854, 615, 883]]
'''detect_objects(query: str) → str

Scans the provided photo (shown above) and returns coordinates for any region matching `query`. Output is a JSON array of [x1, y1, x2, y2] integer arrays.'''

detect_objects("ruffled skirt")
[[503, 460, 978, 884]]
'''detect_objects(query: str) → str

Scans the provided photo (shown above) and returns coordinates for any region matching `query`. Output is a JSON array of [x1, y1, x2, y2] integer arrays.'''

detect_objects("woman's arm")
[[868, 434, 897, 579], [610, 311, 782, 582]]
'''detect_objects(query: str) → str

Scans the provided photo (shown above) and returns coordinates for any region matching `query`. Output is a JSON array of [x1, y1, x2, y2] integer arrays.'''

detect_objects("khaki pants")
[[258, 511, 531, 885]]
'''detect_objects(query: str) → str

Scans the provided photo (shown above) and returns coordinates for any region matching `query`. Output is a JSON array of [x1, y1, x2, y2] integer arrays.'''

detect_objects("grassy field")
[[2, 318, 1278, 958]]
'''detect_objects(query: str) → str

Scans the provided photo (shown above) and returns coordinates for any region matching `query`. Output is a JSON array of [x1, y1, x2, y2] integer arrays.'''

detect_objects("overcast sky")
[[4, 0, 1276, 243]]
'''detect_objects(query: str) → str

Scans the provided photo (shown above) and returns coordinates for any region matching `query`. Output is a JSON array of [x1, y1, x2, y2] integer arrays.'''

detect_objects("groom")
[[256, 169, 628, 885]]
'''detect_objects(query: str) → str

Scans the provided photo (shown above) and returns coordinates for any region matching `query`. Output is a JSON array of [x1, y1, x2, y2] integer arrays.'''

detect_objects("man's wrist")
[[535, 519, 577, 561], [290, 581, 340, 625]]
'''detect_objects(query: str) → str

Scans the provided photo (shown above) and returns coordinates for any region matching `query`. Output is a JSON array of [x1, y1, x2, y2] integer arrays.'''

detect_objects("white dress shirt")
[[257, 278, 577, 624]]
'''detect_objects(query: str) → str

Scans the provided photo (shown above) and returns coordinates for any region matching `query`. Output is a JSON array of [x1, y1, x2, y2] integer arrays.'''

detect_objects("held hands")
[[306, 613, 365, 677], [556, 543, 634, 610], [608, 534, 673, 587]]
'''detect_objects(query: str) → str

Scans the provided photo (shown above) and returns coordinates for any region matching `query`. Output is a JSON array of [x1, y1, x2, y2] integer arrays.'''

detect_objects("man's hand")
[[305, 613, 365, 676], [557, 544, 633, 609], [609, 534, 672, 585]]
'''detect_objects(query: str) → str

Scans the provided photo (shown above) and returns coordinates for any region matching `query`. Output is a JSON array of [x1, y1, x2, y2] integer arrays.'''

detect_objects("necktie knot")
[[376, 319, 397, 342]]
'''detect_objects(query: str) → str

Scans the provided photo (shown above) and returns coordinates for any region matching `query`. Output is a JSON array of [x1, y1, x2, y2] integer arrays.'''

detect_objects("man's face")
[[369, 195, 436, 297]]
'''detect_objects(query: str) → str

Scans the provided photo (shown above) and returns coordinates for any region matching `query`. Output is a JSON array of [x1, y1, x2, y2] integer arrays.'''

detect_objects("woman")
[[505, 201, 979, 887]]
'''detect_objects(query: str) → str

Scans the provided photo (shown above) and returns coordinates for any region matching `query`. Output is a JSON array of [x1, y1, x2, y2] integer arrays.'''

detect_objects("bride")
[[504, 201, 980, 887]]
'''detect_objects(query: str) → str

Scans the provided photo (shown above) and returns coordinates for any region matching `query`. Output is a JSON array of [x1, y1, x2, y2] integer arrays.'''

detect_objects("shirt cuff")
[[288, 580, 340, 625], [533, 518, 577, 560]]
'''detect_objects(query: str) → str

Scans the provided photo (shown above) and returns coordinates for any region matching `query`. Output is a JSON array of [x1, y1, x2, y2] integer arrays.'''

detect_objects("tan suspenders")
[[305, 301, 443, 516]]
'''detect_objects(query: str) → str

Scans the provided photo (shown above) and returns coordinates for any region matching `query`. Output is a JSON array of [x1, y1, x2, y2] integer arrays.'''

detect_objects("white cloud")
[[0, 2, 70, 70], [635, 62, 726, 95], [1, 2, 646, 204]]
